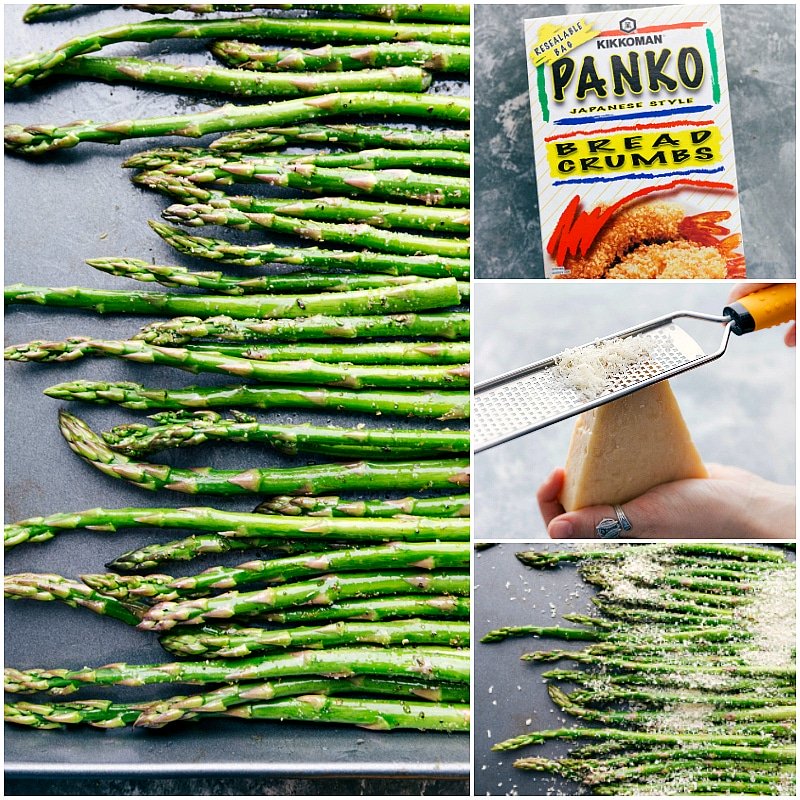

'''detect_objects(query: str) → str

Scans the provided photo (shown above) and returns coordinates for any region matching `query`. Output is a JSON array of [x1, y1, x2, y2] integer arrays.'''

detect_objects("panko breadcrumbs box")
[[524, 4, 745, 279]]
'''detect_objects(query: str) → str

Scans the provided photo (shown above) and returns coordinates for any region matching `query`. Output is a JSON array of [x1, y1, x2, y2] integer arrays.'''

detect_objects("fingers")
[[537, 468, 566, 527], [726, 282, 774, 304], [547, 504, 618, 540], [785, 322, 796, 348]]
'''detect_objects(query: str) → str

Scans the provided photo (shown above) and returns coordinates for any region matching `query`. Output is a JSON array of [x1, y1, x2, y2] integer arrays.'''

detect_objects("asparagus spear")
[[91, 541, 470, 600], [154, 160, 470, 206], [5, 18, 470, 88], [52, 57, 434, 97], [5, 646, 470, 694], [149, 220, 469, 278], [4, 573, 146, 626], [125, 145, 471, 172], [188, 341, 472, 364], [5, 92, 469, 155], [134, 312, 470, 345], [210, 40, 469, 73], [132, 174, 470, 232], [23, 4, 76, 22], [256, 493, 470, 518], [7, 338, 471, 390], [5, 277, 462, 319], [4, 507, 469, 548], [159, 619, 470, 658], [43, 380, 470, 420], [4, 675, 469, 729], [133, 5, 472, 24], [162, 205, 471, 258], [98, 413, 469, 458], [59, 408, 471, 497], [86, 259, 470, 294], [209, 123, 470, 153], [139, 570, 469, 630]]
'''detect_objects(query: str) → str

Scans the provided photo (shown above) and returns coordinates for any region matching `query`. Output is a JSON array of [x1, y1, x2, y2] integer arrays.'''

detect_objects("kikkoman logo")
[[619, 17, 637, 33]]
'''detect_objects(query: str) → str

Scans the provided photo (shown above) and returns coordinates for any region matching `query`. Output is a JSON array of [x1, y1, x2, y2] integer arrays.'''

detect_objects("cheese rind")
[[559, 381, 708, 512]]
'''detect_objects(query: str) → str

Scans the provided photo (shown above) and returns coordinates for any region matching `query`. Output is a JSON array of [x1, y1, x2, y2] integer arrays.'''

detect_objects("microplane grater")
[[474, 311, 733, 453]]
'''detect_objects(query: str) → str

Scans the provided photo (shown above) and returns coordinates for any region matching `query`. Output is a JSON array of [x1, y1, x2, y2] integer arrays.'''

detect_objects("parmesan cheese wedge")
[[559, 381, 707, 511]]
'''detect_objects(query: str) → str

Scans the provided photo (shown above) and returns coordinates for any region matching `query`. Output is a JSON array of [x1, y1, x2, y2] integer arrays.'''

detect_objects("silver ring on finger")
[[613, 504, 632, 532]]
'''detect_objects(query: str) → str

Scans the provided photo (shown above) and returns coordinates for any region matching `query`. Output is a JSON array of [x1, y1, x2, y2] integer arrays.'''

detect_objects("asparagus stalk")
[[210, 40, 469, 73], [154, 160, 470, 206], [209, 123, 470, 153], [125, 145, 471, 173], [132, 173, 470, 232], [134, 312, 471, 345], [3, 504, 472, 551], [256, 492, 470, 518], [132, 5, 472, 24], [139, 570, 468, 630], [99, 413, 469, 458], [5, 277, 462, 319], [43, 380, 470, 420], [105, 534, 328, 571], [149, 220, 469, 279], [186, 341, 472, 364], [158, 619, 470, 658], [5, 18, 470, 88], [59, 408, 471, 496], [481, 625, 603, 644], [4, 674, 469, 729], [86, 259, 470, 295], [4, 573, 146, 626], [5, 92, 469, 155], [23, 4, 76, 22], [52, 57, 434, 97], [94, 540, 471, 600], [162, 206, 470, 258], [5, 646, 470, 694], [7, 337, 471, 390]]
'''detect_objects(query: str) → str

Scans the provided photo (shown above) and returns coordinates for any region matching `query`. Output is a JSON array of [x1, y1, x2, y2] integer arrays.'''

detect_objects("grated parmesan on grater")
[[553, 336, 654, 399]]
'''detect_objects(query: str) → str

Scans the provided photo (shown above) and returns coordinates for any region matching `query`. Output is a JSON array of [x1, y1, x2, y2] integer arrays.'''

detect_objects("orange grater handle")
[[723, 284, 796, 336]]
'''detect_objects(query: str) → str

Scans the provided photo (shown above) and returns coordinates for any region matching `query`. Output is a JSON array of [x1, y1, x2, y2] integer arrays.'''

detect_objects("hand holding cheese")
[[559, 381, 707, 511], [538, 464, 795, 540]]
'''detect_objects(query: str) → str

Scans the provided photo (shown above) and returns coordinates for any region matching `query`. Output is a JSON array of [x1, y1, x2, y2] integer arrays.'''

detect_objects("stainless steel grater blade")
[[474, 310, 733, 453]]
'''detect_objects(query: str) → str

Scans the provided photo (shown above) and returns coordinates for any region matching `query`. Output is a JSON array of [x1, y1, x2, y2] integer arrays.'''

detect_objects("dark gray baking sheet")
[[472, 543, 796, 796], [4, 3, 469, 779], [474, 3, 797, 279]]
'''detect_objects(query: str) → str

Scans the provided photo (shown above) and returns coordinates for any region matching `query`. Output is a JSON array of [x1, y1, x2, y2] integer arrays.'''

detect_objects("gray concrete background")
[[474, 282, 796, 539], [3, 3, 468, 794], [474, 3, 797, 279]]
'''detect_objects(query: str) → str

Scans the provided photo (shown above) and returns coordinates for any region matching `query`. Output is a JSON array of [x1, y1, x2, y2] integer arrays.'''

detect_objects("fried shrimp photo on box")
[[561, 200, 745, 280]]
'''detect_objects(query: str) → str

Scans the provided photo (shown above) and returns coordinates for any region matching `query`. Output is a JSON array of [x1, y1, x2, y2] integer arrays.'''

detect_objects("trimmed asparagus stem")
[[210, 40, 469, 73], [148, 220, 469, 279], [210, 123, 470, 153], [161, 205, 470, 258], [5, 277, 462, 319], [98, 414, 469, 459], [132, 173, 470, 232], [59, 408, 471, 497], [5, 18, 470, 88], [4, 674, 469, 729], [86, 259, 470, 295], [158, 619, 470, 658], [5, 92, 469, 155], [139, 569, 469, 630], [153, 159, 470, 206], [256, 493, 470, 518], [7, 337, 470, 390], [134, 312, 471, 345], [53, 57, 434, 97], [4, 573, 146, 626], [43, 380, 470, 421], [93, 541, 470, 600], [5, 646, 470, 694], [23, 4, 76, 22]]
